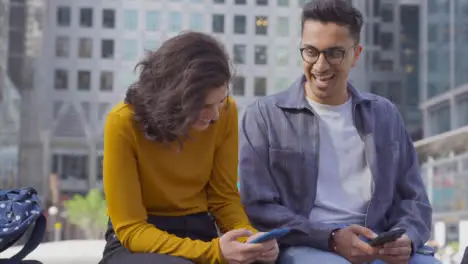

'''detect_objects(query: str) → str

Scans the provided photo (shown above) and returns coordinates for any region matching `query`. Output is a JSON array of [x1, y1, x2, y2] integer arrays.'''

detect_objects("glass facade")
[[423, 0, 468, 137], [454, 0, 468, 87], [426, 0, 450, 99], [146, 11, 160, 31], [124, 9, 138, 30], [425, 0, 468, 98], [429, 103, 451, 135]]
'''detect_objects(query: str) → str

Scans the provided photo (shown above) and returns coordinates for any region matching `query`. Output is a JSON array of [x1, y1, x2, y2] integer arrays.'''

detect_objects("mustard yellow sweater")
[[103, 99, 255, 263]]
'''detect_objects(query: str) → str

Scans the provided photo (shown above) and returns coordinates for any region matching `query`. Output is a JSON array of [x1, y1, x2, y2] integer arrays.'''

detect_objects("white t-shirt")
[[307, 97, 373, 225]]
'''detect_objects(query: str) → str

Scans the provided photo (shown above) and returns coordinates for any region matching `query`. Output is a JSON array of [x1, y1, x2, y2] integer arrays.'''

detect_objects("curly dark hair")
[[125, 31, 231, 144]]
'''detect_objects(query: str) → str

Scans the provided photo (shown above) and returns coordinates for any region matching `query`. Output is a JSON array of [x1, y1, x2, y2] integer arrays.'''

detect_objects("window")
[[276, 16, 289, 37], [256, 0, 268, 5], [77, 71, 91, 91], [427, 49, 440, 73], [124, 9, 138, 30], [379, 60, 393, 71], [55, 36, 69, 57], [212, 14, 224, 33], [54, 69, 68, 90], [277, 0, 288, 6], [298, 0, 309, 7], [123, 39, 138, 60], [80, 8, 93, 28], [214, 0, 225, 3], [120, 72, 138, 88], [232, 76, 245, 96], [372, 51, 381, 69], [428, 24, 438, 42], [365, 23, 370, 44], [101, 39, 114, 59], [275, 45, 288, 66], [429, 103, 451, 136], [373, 0, 381, 16], [146, 11, 160, 31], [380, 32, 393, 50], [144, 40, 160, 51], [169, 12, 182, 32], [370, 81, 385, 96], [78, 38, 92, 58], [100, 71, 113, 91], [57, 6, 71, 27], [373, 24, 380, 45], [254, 45, 267, 64], [254, 77, 267, 96], [102, 9, 115, 28], [51, 154, 88, 181], [235, 0, 246, 4], [233, 44, 246, 64], [255, 16, 268, 35], [189, 13, 204, 31], [457, 96, 468, 127], [234, 15, 246, 34], [275, 77, 289, 91], [380, 4, 393, 22], [387, 81, 402, 104]]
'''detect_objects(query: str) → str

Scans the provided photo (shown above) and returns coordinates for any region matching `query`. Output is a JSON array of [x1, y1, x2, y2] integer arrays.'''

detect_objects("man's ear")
[[351, 44, 363, 68]]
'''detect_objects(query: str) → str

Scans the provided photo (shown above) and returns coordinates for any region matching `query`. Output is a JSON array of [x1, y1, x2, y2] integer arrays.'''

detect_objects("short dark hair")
[[125, 31, 231, 144], [301, 0, 364, 43]]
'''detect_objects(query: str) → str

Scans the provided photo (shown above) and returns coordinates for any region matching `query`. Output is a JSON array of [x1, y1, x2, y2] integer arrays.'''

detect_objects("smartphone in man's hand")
[[368, 228, 406, 247]]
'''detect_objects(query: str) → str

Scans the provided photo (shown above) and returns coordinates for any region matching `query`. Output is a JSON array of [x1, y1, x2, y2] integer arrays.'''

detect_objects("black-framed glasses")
[[299, 45, 356, 65]]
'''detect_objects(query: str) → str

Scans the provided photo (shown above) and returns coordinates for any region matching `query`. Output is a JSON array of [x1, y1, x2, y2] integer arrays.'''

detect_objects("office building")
[[420, 0, 468, 137], [23, 0, 420, 195], [416, 0, 468, 251]]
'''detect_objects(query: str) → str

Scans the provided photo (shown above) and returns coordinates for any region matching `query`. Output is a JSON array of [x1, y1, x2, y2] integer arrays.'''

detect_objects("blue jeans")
[[278, 246, 442, 264]]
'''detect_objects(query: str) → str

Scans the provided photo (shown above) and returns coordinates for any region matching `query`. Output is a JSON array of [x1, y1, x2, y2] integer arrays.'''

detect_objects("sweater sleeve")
[[206, 99, 257, 235], [103, 112, 224, 263]]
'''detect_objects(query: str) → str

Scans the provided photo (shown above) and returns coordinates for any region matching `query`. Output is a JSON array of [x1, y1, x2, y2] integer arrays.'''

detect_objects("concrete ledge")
[[1, 240, 105, 264]]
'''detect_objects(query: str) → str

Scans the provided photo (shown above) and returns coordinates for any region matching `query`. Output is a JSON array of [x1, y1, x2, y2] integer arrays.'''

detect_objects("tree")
[[63, 188, 107, 240]]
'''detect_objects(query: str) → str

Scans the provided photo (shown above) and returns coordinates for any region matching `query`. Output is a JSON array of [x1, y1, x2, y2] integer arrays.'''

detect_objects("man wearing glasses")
[[239, 0, 440, 263]]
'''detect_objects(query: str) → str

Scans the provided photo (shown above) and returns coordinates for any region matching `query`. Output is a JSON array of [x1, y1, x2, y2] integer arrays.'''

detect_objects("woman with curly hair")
[[98, 32, 279, 264]]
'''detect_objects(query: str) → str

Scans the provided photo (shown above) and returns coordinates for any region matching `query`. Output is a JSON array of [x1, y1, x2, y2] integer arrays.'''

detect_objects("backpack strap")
[[8, 214, 46, 262]]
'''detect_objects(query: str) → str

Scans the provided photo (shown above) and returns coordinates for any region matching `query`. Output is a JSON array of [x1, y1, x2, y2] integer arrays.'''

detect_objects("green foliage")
[[448, 241, 459, 254], [63, 188, 107, 239]]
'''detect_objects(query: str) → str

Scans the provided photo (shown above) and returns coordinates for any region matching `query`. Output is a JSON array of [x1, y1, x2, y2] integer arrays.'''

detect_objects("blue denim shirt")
[[239, 75, 432, 252]]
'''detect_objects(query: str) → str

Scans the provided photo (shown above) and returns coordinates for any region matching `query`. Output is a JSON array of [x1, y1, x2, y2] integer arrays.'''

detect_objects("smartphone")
[[368, 228, 406, 247], [249, 228, 291, 244]]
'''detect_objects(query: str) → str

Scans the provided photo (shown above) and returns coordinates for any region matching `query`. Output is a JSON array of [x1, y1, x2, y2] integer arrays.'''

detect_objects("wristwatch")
[[329, 228, 340, 252]]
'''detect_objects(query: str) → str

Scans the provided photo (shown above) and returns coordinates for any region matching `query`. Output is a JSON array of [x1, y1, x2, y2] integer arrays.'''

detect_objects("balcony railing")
[[421, 152, 468, 216]]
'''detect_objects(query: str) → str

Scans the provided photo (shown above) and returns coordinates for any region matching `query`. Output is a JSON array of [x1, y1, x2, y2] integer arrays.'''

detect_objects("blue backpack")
[[0, 188, 46, 263]]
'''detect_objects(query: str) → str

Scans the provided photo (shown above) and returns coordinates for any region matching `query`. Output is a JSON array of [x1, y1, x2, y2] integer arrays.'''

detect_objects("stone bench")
[[2, 240, 105, 264]]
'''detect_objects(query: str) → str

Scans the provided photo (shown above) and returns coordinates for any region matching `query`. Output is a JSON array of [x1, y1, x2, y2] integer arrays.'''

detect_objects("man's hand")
[[377, 234, 412, 264], [332, 224, 380, 263], [245, 232, 279, 264]]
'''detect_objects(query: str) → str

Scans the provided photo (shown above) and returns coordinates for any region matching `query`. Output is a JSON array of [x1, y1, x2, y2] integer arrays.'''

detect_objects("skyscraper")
[[420, 0, 468, 138], [0, 0, 21, 185], [24, 0, 421, 196]]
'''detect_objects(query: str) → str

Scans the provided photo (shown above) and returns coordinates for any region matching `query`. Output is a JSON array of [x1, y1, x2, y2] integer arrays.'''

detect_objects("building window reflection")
[[255, 16, 268, 35]]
